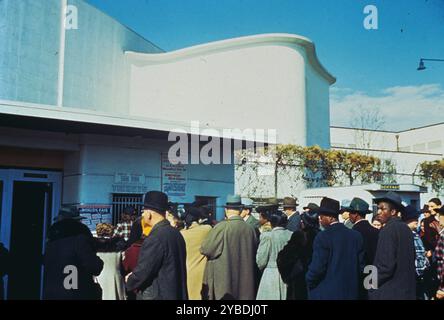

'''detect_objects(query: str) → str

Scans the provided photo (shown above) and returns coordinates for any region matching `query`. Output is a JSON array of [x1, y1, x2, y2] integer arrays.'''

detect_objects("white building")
[[330, 122, 444, 202], [0, 0, 335, 299]]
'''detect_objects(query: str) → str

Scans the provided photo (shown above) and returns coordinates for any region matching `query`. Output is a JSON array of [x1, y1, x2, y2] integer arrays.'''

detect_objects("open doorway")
[[7, 181, 53, 300]]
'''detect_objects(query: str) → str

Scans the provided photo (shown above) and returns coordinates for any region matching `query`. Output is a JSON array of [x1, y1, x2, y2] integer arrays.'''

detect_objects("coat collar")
[[151, 219, 170, 232], [227, 215, 243, 221]]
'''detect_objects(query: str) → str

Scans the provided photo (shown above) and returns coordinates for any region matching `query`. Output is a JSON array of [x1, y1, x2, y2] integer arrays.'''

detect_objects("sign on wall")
[[78, 204, 112, 231], [161, 153, 187, 197]]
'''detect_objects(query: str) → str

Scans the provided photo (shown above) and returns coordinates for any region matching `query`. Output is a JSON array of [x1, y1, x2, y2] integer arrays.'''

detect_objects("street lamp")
[[417, 58, 444, 71]]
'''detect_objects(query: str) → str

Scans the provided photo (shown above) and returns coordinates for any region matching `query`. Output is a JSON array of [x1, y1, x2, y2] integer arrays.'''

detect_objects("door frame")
[[0, 168, 62, 299]]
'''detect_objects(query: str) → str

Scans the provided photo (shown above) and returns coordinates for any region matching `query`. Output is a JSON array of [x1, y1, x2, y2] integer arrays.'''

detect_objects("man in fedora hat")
[[402, 205, 429, 300], [340, 199, 354, 229], [43, 206, 104, 300], [347, 198, 379, 266], [126, 191, 188, 300], [240, 198, 260, 229], [306, 197, 365, 300], [346, 197, 380, 299], [369, 191, 416, 300], [201, 194, 258, 300], [283, 197, 301, 232]]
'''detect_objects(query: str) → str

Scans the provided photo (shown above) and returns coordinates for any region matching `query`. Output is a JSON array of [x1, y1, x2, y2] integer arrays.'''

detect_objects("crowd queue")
[[1, 191, 443, 301]]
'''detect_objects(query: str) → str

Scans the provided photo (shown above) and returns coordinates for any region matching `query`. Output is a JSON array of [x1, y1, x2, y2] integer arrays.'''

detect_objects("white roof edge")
[[0, 100, 272, 143], [125, 33, 336, 85]]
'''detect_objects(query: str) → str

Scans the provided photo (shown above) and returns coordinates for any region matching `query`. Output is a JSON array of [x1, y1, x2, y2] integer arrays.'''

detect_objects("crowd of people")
[[3, 191, 443, 300]]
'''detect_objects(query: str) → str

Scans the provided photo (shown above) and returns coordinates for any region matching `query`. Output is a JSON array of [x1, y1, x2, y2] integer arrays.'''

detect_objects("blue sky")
[[86, 0, 444, 130]]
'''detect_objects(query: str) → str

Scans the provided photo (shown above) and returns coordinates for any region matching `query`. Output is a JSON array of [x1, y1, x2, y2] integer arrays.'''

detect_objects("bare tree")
[[349, 105, 386, 152]]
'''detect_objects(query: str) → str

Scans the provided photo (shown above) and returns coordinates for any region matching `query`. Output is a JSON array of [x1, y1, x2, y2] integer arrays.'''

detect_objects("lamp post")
[[417, 58, 444, 71]]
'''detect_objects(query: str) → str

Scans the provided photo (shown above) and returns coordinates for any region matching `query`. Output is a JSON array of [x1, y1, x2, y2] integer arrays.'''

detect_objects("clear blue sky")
[[86, 0, 444, 129]]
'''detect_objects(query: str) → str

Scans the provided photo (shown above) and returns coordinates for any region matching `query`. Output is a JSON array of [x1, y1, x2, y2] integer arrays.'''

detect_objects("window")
[[111, 193, 143, 224]]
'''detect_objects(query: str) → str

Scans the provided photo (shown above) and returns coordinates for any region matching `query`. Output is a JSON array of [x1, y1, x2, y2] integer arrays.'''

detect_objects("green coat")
[[201, 216, 258, 300], [245, 215, 261, 230]]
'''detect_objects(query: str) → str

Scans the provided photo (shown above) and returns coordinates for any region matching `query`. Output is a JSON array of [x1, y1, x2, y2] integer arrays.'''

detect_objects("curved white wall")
[[126, 34, 335, 145]]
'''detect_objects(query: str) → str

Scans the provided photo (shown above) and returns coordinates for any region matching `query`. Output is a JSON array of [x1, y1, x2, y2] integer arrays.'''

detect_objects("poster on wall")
[[78, 204, 112, 231], [161, 152, 187, 198]]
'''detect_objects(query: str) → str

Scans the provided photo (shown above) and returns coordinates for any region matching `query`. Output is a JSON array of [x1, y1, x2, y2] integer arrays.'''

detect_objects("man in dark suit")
[[306, 197, 365, 300], [347, 197, 379, 299], [126, 191, 188, 300], [369, 191, 416, 300], [283, 197, 301, 232], [347, 198, 379, 266]]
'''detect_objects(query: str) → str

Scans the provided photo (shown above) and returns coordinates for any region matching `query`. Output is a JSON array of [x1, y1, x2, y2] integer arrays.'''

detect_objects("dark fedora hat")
[[143, 191, 169, 214], [347, 197, 372, 216], [283, 197, 298, 208], [256, 197, 279, 214], [224, 194, 244, 209], [318, 197, 340, 217], [374, 191, 404, 210], [303, 203, 320, 213], [402, 205, 420, 222], [54, 205, 85, 222]]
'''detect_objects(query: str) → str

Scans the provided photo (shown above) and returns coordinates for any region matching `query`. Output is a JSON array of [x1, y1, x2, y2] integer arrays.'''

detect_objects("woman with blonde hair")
[[95, 223, 126, 300]]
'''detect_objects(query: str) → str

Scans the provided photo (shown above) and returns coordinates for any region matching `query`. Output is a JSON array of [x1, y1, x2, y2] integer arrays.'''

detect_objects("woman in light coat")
[[180, 206, 212, 299], [256, 210, 292, 300], [95, 223, 126, 300]]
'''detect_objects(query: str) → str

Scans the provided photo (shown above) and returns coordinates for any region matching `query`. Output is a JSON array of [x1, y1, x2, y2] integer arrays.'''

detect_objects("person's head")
[[345, 198, 371, 224], [240, 198, 254, 218], [372, 216, 383, 229], [428, 198, 442, 216], [142, 191, 169, 227], [259, 211, 271, 226], [283, 197, 297, 216], [341, 211, 350, 221], [121, 206, 136, 223], [269, 210, 288, 229], [376, 201, 399, 224], [401, 205, 420, 231], [303, 203, 319, 214], [420, 220, 425, 233], [240, 207, 252, 219], [318, 197, 340, 228], [96, 223, 115, 238], [422, 204, 431, 219], [301, 211, 320, 230], [184, 206, 202, 228], [349, 211, 365, 224], [224, 194, 243, 219]]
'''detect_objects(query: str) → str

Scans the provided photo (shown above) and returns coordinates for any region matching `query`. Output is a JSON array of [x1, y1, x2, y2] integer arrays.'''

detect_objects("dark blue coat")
[[306, 223, 365, 300], [286, 213, 301, 232]]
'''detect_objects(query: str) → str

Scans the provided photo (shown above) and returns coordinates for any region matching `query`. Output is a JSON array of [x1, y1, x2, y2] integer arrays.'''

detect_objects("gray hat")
[[224, 194, 244, 209], [54, 205, 85, 222], [241, 198, 254, 209]]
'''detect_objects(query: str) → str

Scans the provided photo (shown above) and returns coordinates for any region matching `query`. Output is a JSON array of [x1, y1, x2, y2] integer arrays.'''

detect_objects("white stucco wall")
[[127, 34, 335, 146]]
